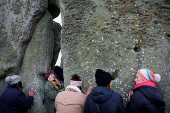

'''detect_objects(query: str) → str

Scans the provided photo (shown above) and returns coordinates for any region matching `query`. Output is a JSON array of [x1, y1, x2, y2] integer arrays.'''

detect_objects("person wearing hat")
[[54, 66, 64, 87], [0, 75, 35, 113], [44, 70, 64, 113], [125, 69, 165, 113], [55, 74, 91, 113], [84, 69, 125, 113]]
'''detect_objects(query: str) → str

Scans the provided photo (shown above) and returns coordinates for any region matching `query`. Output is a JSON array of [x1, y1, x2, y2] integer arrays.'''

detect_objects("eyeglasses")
[[50, 74, 55, 78]]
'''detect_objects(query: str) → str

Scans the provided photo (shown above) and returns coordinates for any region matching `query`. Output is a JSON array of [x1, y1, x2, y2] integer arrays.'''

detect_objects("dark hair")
[[59, 75, 64, 81], [9, 81, 23, 90], [71, 74, 81, 81], [54, 66, 64, 81]]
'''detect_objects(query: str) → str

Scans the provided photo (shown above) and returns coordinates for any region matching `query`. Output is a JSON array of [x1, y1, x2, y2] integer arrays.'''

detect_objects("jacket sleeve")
[[84, 94, 90, 113], [81, 94, 87, 112], [45, 83, 65, 100], [125, 92, 141, 113], [15, 92, 33, 109], [117, 95, 126, 113]]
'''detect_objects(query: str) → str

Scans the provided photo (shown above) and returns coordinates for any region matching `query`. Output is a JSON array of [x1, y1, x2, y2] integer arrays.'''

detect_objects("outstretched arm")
[[16, 91, 34, 110]]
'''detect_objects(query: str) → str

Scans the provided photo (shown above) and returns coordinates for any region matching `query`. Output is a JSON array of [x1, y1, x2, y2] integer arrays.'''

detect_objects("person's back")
[[85, 86, 125, 113], [55, 74, 91, 113], [0, 75, 34, 113], [55, 90, 87, 113], [0, 85, 33, 113], [84, 69, 125, 113]]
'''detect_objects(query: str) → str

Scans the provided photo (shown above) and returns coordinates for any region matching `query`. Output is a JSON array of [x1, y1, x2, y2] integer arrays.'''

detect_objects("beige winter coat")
[[55, 90, 87, 113]]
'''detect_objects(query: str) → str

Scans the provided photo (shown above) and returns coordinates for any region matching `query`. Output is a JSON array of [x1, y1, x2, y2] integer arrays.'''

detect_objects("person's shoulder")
[[130, 89, 145, 102], [112, 91, 122, 97], [10, 87, 22, 93], [68, 90, 86, 98], [3, 87, 19, 94], [71, 91, 86, 97], [12, 88, 25, 97], [45, 81, 51, 85], [55, 90, 66, 99], [56, 90, 65, 96], [45, 81, 54, 88], [80, 92, 87, 98]]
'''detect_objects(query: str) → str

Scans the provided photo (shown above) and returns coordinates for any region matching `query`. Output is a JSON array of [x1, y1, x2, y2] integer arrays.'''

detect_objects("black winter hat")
[[54, 66, 63, 76], [95, 69, 112, 86]]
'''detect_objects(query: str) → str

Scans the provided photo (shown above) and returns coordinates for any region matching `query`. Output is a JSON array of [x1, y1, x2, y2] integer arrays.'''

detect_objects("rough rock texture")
[[52, 22, 62, 68], [0, 0, 170, 112], [60, 0, 170, 112], [19, 11, 55, 113], [0, 0, 61, 112], [0, 0, 48, 96], [0, 0, 48, 78]]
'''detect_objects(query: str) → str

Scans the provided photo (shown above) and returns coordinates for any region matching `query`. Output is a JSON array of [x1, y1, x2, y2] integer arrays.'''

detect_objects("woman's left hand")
[[127, 91, 133, 101], [85, 88, 92, 95]]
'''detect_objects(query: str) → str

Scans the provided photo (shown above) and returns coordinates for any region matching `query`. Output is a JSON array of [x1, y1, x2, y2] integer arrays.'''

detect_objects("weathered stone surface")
[[60, 0, 170, 112], [0, 0, 60, 77], [0, 0, 61, 112], [0, 0, 169, 112], [52, 22, 62, 68], [0, 0, 48, 78], [19, 11, 56, 113], [0, 79, 7, 96]]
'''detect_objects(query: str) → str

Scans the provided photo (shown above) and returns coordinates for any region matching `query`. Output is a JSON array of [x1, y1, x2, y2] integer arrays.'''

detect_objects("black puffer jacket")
[[125, 86, 165, 113], [84, 86, 125, 113]]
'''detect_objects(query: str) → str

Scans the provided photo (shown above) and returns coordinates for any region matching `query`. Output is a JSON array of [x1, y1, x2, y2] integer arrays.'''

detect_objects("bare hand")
[[50, 79, 62, 89], [85, 88, 92, 95], [127, 91, 133, 101], [29, 88, 35, 96], [55, 86, 59, 89]]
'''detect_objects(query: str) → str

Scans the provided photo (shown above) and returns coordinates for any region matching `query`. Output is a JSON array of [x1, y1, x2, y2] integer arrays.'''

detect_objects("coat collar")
[[47, 81, 56, 89], [65, 85, 81, 93]]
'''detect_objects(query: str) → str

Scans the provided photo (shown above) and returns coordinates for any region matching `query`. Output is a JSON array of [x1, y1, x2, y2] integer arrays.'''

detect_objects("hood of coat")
[[135, 86, 165, 107], [91, 86, 113, 104]]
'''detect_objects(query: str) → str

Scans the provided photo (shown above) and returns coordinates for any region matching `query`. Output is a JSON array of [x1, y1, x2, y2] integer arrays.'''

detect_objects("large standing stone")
[[52, 22, 62, 67], [60, 0, 170, 112], [0, 0, 48, 78], [19, 11, 61, 113], [0, 0, 48, 95], [0, 0, 61, 112]]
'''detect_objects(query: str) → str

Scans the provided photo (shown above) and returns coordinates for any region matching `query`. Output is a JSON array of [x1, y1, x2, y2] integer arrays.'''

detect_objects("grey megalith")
[[0, 0, 61, 112], [0, 0, 170, 112], [60, 0, 170, 112]]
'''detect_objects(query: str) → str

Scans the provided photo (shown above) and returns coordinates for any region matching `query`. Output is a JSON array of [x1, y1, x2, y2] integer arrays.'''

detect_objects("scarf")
[[65, 85, 81, 93], [134, 81, 156, 89]]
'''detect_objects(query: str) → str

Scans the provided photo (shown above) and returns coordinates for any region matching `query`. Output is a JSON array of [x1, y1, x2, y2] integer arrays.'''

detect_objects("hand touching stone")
[[29, 88, 35, 96], [85, 88, 92, 95], [127, 91, 133, 101]]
